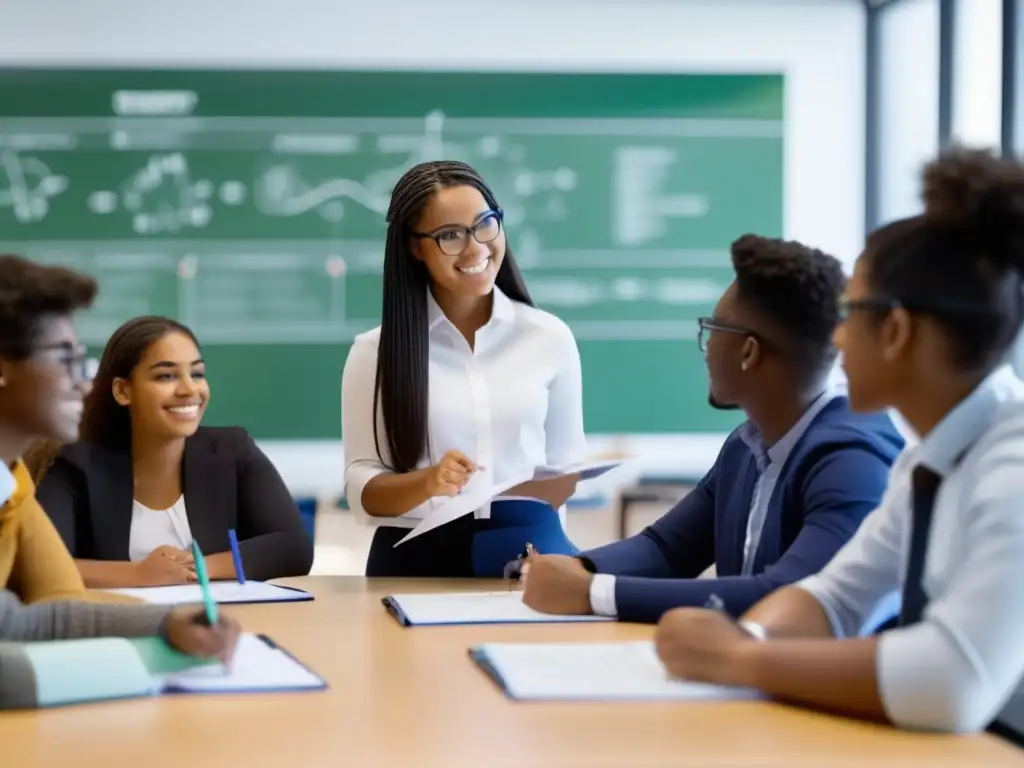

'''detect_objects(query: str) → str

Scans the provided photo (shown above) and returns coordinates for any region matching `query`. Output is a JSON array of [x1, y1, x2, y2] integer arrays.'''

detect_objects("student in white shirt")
[[653, 147, 1024, 734], [342, 160, 588, 577]]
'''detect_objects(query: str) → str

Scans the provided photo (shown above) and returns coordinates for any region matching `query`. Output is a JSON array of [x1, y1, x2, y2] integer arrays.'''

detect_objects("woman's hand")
[[133, 546, 196, 586], [423, 450, 481, 497], [162, 608, 241, 663]]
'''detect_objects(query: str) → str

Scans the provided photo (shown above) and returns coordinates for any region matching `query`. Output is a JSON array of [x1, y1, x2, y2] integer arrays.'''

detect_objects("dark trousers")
[[365, 499, 579, 578]]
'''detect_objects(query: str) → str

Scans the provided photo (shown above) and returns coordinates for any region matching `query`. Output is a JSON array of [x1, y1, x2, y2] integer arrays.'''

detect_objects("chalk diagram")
[[87, 153, 247, 235], [253, 110, 577, 249], [0, 150, 69, 223]]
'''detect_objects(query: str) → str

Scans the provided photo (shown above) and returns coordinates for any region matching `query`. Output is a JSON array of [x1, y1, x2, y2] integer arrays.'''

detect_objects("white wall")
[[0, 0, 867, 496], [876, 0, 940, 223]]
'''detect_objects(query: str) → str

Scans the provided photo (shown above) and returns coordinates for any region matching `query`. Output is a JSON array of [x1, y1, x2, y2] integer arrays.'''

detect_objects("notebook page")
[[104, 581, 308, 605], [388, 591, 613, 625], [159, 634, 324, 693], [475, 641, 764, 701]]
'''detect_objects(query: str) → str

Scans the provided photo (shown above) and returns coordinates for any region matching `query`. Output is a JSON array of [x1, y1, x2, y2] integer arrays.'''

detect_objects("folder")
[[469, 641, 764, 702], [383, 591, 614, 627], [18, 633, 327, 710], [103, 581, 313, 605]]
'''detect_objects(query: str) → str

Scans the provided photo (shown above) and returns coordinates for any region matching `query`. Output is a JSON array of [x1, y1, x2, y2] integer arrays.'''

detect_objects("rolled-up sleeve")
[[340, 335, 393, 523], [877, 446, 1024, 732], [795, 464, 908, 639]]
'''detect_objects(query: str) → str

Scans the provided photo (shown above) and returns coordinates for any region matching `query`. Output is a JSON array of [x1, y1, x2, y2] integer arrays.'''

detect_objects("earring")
[[740, 362, 749, 371], [0, 375, 6, 386]]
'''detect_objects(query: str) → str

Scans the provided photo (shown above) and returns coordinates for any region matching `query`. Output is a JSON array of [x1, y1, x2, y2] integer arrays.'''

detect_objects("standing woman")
[[342, 160, 588, 577], [652, 148, 1024, 735], [36, 316, 314, 588]]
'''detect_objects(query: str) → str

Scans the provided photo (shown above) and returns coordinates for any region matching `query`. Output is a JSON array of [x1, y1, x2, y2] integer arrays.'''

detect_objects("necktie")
[[897, 465, 942, 627]]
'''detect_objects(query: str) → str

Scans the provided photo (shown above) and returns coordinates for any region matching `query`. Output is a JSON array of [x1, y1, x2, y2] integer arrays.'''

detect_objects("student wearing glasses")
[[342, 160, 587, 577], [653, 148, 1024, 736], [519, 235, 904, 623], [35, 316, 314, 588], [0, 255, 240, 705]]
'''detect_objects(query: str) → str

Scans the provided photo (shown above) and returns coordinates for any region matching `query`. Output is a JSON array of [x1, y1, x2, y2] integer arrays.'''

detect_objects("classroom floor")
[[308, 502, 670, 576]]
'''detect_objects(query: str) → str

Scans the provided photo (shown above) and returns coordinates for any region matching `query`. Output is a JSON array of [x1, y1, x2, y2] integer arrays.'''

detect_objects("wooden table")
[[2, 576, 1022, 767]]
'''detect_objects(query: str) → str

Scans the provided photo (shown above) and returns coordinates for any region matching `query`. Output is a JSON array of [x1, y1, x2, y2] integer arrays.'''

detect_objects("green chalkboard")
[[0, 69, 783, 438]]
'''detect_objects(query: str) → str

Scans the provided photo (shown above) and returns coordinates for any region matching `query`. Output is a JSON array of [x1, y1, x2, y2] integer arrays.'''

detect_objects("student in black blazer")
[[35, 316, 314, 588]]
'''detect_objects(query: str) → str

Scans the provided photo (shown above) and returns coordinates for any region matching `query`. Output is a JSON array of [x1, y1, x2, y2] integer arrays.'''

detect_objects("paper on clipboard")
[[394, 458, 627, 547]]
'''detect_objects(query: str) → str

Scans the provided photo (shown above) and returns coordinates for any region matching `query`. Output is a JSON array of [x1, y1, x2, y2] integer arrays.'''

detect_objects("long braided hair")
[[373, 161, 533, 472]]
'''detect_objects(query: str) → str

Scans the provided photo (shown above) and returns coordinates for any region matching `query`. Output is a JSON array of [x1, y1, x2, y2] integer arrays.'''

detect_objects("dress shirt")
[[128, 496, 193, 561], [0, 464, 14, 507], [342, 286, 588, 528], [589, 384, 845, 616], [797, 364, 1024, 732]]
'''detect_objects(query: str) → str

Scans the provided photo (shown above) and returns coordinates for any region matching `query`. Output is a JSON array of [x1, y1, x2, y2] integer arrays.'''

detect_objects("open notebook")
[[22, 633, 327, 709], [104, 581, 312, 605], [384, 591, 614, 627], [470, 641, 764, 702]]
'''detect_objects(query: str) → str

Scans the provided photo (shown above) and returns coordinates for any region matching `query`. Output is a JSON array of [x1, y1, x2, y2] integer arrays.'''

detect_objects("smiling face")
[[112, 331, 209, 440], [0, 313, 88, 446], [410, 184, 506, 301]]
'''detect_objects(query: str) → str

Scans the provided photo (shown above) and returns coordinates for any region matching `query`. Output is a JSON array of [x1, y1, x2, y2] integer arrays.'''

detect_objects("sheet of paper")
[[532, 458, 627, 482], [104, 581, 309, 605], [472, 641, 765, 701], [385, 591, 614, 626], [395, 470, 535, 546], [159, 633, 325, 693]]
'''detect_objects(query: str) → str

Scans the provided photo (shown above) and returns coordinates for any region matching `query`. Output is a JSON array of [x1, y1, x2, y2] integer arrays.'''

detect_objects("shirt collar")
[[740, 382, 847, 471], [913, 364, 1024, 475], [0, 461, 33, 517], [0, 462, 15, 507], [426, 285, 515, 332]]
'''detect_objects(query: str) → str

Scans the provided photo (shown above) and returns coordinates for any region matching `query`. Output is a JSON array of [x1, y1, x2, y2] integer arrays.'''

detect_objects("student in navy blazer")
[[521, 234, 905, 623]]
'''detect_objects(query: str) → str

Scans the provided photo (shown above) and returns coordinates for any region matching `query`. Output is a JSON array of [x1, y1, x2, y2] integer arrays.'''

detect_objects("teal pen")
[[191, 541, 219, 626]]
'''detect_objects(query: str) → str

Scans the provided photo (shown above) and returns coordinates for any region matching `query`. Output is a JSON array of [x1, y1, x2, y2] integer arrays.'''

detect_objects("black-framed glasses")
[[697, 316, 755, 353], [411, 209, 504, 257], [33, 341, 91, 383]]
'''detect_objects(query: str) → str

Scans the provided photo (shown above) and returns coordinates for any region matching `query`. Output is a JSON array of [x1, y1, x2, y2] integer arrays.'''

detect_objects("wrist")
[[727, 639, 763, 689], [157, 612, 174, 646]]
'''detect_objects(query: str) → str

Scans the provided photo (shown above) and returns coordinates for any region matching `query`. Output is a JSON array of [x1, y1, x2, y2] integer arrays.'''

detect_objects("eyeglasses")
[[697, 316, 754, 354], [33, 342, 92, 383], [411, 209, 504, 257]]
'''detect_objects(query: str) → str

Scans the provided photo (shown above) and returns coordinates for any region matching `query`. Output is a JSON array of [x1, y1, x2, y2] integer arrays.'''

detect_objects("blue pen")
[[227, 529, 246, 585], [191, 541, 219, 626]]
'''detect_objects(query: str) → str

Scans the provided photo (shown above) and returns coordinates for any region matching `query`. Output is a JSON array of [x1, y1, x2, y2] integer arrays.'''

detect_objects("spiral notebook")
[[105, 581, 312, 605], [469, 641, 764, 702], [21, 633, 327, 709]]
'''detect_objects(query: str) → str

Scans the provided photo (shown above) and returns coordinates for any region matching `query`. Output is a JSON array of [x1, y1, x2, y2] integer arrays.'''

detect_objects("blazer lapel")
[[182, 433, 230, 554], [89, 449, 134, 561]]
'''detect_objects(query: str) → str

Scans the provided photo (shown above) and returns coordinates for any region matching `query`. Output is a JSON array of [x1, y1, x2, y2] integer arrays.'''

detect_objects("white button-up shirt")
[[342, 286, 588, 529], [797, 364, 1024, 732]]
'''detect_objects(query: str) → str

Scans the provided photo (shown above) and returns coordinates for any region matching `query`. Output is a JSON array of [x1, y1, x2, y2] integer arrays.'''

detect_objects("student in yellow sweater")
[[0, 254, 95, 603]]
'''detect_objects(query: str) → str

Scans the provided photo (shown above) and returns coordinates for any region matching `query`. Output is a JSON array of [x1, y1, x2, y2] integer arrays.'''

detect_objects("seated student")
[[342, 160, 588, 578], [0, 255, 240, 689], [653, 148, 1024, 735], [0, 255, 94, 604], [520, 235, 905, 623], [36, 316, 314, 589]]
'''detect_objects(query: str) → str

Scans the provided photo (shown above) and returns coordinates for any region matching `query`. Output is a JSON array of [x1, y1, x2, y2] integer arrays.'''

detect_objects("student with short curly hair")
[[521, 234, 905, 623], [655, 147, 1024, 737]]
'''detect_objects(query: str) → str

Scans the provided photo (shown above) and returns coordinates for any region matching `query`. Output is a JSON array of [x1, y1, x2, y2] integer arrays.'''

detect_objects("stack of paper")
[[469, 641, 764, 702], [384, 591, 614, 627], [104, 581, 312, 605]]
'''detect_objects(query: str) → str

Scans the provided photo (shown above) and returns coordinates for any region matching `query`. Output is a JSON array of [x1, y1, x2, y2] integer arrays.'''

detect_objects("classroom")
[[1, 0, 1024, 764]]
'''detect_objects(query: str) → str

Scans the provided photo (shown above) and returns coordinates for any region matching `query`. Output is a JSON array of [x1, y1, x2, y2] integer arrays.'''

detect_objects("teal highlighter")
[[191, 541, 219, 626]]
